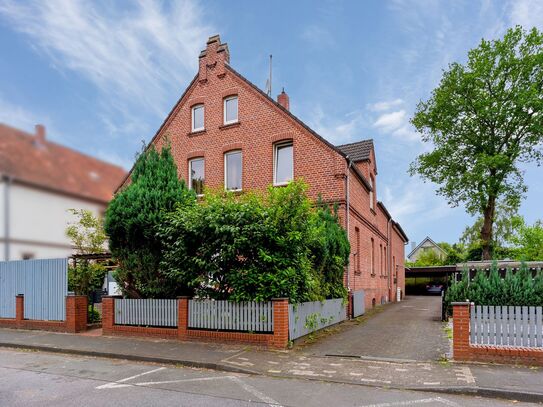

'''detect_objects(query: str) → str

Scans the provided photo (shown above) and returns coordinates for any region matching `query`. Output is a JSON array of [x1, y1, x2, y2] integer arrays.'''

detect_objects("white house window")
[[189, 158, 205, 195], [224, 96, 238, 124], [273, 142, 293, 185], [225, 150, 242, 191], [192, 104, 204, 132]]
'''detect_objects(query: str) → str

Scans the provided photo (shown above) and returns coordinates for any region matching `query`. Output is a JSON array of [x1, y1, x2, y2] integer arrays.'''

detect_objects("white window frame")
[[273, 142, 294, 186], [224, 150, 243, 191], [223, 96, 238, 125], [191, 104, 204, 132], [188, 157, 205, 196]]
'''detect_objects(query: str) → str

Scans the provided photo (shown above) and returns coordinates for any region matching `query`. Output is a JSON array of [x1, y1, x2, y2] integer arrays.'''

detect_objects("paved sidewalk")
[[307, 296, 450, 361], [0, 327, 542, 403]]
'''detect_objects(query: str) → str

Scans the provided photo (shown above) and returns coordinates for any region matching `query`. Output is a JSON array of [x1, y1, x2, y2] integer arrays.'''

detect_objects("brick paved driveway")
[[305, 296, 450, 361]]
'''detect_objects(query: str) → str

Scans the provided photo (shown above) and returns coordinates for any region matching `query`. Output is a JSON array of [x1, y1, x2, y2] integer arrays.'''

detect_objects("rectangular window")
[[225, 150, 242, 191], [355, 227, 360, 273], [192, 104, 204, 132], [384, 247, 387, 276], [380, 244, 383, 276], [371, 238, 375, 276], [224, 96, 238, 124], [189, 158, 205, 195], [274, 142, 293, 185], [369, 176, 374, 210]]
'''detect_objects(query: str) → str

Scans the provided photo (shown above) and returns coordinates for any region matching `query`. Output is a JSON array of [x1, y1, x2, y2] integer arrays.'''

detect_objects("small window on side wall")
[[192, 104, 204, 132], [224, 96, 238, 125], [189, 158, 205, 195], [369, 176, 375, 210], [274, 142, 293, 185], [225, 150, 242, 191]]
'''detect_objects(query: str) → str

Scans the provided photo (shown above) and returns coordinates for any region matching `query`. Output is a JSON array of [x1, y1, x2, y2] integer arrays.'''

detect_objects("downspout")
[[387, 218, 392, 302], [345, 156, 353, 292], [3, 175, 11, 261]]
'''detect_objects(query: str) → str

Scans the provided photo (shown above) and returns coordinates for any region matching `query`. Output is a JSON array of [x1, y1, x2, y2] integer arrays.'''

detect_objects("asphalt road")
[[0, 348, 535, 407]]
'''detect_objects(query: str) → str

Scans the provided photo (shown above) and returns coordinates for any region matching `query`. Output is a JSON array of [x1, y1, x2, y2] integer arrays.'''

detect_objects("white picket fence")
[[289, 298, 346, 340], [470, 305, 543, 348], [188, 299, 273, 332], [114, 299, 178, 327]]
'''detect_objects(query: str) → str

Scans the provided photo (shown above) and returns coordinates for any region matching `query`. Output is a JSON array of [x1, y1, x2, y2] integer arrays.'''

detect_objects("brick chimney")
[[277, 88, 290, 111], [198, 35, 230, 82], [35, 124, 46, 145]]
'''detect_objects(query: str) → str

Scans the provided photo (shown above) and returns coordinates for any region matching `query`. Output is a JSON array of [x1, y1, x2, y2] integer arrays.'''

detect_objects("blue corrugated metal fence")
[[0, 258, 67, 321]]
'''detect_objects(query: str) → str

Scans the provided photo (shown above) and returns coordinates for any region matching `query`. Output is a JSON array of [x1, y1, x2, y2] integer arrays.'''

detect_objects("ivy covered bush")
[[160, 181, 349, 302], [445, 262, 543, 314]]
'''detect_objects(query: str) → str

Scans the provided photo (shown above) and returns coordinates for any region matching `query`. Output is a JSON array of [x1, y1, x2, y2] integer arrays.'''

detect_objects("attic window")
[[224, 96, 238, 125], [192, 104, 204, 132], [273, 142, 293, 185]]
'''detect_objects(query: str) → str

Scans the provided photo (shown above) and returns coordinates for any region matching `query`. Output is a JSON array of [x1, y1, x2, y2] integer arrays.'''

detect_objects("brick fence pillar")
[[65, 295, 88, 333], [15, 294, 24, 328], [271, 298, 289, 348], [177, 297, 190, 341], [452, 302, 471, 361], [102, 296, 119, 335]]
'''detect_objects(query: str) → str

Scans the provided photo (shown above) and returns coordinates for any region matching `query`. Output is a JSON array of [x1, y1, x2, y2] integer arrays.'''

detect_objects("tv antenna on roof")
[[265, 54, 272, 97]]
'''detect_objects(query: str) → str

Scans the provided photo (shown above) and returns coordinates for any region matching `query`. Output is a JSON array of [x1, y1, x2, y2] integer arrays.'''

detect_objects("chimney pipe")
[[277, 88, 290, 111], [35, 124, 46, 144]]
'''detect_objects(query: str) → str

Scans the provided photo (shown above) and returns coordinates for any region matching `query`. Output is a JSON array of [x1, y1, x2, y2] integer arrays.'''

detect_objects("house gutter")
[[2, 175, 12, 261], [345, 157, 353, 292]]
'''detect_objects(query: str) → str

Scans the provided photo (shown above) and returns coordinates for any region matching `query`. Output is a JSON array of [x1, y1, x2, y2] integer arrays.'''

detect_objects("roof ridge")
[[336, 139, 373, 148]]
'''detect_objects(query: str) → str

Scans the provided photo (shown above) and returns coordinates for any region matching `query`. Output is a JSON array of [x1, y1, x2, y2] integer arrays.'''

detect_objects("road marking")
[[422, 382, 440, 385], [268, 370, 281, 373], [267, 361, 279, 365], [395, 368, 408, 372], [134, 376, 235, 386], [322, 370, 337, 374], [359, 396, 460, 406], [229, 376, 283, 406], [96, 367, 166, 389], [349, 372, 364, 376], [454, 366, 475, 384]]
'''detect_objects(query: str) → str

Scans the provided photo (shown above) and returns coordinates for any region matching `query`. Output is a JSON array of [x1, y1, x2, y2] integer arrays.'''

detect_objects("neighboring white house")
[[407, 236, 447, 263], [0, 123, 126, 261]]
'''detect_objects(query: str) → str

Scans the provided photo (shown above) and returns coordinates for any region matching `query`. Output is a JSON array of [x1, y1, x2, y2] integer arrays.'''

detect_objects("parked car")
[[425, 282, 444, 295]]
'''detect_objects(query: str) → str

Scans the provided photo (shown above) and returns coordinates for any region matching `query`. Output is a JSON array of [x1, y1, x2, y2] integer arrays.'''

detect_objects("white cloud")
[[373, 110, 406, 132], [0, 97, 42, 133], [0, 0, 212, 118], [308, 105, 368, 145], [509, 0, 543, 30], [301, 25, 335, 48], [368, 99, 404, 112]]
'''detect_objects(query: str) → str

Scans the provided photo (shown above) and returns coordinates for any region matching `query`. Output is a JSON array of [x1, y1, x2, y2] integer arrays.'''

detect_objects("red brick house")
[[126, 35, 408, 309]]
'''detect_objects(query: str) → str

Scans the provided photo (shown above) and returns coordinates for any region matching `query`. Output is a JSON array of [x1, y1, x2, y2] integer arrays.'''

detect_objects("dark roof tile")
[[336, 140, 373, 162]]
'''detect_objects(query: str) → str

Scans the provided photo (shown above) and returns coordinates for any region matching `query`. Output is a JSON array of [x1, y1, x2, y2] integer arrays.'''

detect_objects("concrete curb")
[[2, 342, 542, 404], [0, 342, 258, 375], [410, 386, 543, 404]]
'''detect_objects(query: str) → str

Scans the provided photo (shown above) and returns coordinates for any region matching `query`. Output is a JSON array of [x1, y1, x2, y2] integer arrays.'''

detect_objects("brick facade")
[[125, 35, 407, 309], [452, 303, 543, 366], [0, 294, 87, 333]]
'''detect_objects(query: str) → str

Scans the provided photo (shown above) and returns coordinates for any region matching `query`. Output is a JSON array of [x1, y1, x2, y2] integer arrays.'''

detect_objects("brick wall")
[[452, 302, 543, 366], [103, 296, 290, 348], [135, 35, 406, 309], [0, 294, 87, 333]]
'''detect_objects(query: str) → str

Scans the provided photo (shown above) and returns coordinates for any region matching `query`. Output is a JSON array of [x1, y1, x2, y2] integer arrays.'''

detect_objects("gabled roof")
[[407, 236, 447, 259], [0, 123, 126, 203], [337, 140, 373, 162]]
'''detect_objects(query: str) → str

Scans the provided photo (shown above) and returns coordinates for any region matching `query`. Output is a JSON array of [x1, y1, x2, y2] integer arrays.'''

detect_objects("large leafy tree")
[[410, 26, 543, 260], [104, 144, 195, 298]]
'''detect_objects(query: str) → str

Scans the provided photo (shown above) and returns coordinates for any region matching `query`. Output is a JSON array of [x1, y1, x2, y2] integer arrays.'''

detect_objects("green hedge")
[[445, 262, 543, 314]]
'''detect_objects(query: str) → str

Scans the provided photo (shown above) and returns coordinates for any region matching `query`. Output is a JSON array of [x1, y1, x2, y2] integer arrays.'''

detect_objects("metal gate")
[[0, 258, 68, 321]]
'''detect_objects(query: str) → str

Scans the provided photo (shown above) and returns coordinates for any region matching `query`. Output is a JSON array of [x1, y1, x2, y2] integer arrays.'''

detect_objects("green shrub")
[[88, 306, 101, 323], [445, 262, 543, 313], [160, 181, 349, 302], [104, 144, 195, 298]]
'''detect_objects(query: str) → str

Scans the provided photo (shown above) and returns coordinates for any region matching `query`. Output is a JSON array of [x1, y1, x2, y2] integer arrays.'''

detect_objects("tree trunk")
[[480, 195, 497, 260]]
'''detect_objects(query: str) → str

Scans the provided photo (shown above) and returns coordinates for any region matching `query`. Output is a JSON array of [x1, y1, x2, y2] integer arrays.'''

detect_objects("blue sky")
[[0, 0, 541, 246]]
